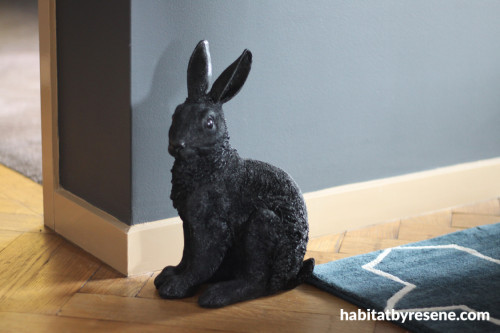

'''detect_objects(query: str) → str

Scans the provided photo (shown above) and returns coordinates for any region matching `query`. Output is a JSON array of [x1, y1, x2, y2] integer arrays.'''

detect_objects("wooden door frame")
[[38, 0, 183, 276]]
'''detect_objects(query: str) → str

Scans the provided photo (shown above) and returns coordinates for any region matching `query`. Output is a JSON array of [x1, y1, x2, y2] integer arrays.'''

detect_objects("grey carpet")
[[0, 0, 42, 183]]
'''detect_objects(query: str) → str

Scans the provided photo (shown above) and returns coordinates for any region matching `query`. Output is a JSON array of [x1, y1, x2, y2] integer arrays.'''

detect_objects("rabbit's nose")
[[168, 141, 186, 156]]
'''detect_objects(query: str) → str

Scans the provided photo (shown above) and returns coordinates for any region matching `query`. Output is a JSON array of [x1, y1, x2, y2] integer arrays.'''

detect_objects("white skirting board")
[[304, 157, 500, 237], [49, 157, 500, 276]]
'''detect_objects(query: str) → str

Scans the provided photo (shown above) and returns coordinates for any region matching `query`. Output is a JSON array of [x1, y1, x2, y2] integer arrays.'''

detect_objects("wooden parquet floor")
[[0, 163, 499, 332]]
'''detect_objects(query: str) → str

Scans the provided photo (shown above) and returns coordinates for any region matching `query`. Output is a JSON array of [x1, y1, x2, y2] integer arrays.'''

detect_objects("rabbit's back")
[[242, 159, 308, 227]]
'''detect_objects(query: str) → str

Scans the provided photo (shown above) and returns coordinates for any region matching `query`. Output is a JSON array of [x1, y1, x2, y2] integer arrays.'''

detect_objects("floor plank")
[[339, 235, 410, 255], [0, 195, 42, 215], [150, 284, 382, 333], [451, 213, 500, 228], [60, 293, 335, 333], [373, 320, 408, 333], [241, 284, 364, 317], [0, 311, 218, 333], [397, 210, 460, 241], [0, 233, 100, 314], [137, 272, 165, 299], [0, 229, 21, 252], [345, 220, 400, 239], [451, 198, 500, 216], [0, 212, 48, 233], [0, 187, 43, 217], [305, 250, 352, 264], [80, 265, 152, 297], [0, 165, 43, 215], [307, 232, 345, 252]]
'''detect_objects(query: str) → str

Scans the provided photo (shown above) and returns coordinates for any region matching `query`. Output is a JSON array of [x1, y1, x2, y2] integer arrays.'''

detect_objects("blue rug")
[[307, 223, 500, 333]]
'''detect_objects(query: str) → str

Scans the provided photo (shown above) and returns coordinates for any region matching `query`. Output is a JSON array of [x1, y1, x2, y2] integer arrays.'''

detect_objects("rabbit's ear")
[[209, 49, 252, 104], [187, 40, 212, 100]]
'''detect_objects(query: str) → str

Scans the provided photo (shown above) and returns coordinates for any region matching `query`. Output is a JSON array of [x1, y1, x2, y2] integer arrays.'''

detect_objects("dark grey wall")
[[131, 0, 500, 222], [57, 0, 132, 223]]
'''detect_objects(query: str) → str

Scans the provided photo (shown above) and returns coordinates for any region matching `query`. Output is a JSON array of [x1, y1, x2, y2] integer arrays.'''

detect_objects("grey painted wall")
[[131, 0, 500, 222]]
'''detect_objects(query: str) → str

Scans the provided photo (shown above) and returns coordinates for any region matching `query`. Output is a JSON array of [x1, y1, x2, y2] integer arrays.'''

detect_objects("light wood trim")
[[54, 189, 130, 274], [53, 189, 183, 276], [305, 157, 500, 237], [39, 0, 58, 229], [128, 218, 183, 276]]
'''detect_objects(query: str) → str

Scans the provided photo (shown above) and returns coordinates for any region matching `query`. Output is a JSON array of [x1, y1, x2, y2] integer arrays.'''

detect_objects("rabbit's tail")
[[284, 258, 315, 290]]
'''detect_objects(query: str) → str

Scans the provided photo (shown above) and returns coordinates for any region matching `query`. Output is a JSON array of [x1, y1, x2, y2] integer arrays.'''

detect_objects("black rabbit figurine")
[[154, 40, 314, 308]]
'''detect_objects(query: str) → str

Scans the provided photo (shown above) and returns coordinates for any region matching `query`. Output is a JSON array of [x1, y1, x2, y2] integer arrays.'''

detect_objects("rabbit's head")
[[168, 41, 252, 159]]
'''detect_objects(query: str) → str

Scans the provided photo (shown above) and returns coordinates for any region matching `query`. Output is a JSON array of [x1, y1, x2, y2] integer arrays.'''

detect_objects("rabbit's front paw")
[[158, 275, 196, 299], [154, 265, 177, 289]]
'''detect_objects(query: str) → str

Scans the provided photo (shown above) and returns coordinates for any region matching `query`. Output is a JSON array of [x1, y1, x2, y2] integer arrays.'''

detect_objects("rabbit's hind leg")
[[198, 278, 266, 308], [198, 208, 279, 308]]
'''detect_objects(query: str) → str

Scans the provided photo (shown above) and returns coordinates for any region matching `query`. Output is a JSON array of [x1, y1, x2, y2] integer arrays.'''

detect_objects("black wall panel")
[[57, 0, 132, 223]]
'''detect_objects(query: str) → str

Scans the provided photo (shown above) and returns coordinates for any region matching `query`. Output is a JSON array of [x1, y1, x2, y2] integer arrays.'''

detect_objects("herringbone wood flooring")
[[0, 163, 499, 332]]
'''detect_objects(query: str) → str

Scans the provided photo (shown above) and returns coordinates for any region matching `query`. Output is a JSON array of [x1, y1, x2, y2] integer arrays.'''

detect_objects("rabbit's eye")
[[206, 118, 214, 129]]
